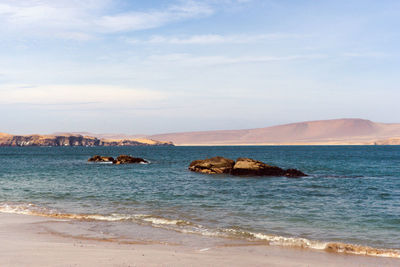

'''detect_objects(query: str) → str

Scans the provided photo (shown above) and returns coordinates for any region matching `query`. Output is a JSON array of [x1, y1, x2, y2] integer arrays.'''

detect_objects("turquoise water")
[[0, 146, 399, 252]]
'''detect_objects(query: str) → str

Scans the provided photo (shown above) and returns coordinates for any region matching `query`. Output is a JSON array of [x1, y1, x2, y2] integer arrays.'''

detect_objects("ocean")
[[0, 146, 399, 257]]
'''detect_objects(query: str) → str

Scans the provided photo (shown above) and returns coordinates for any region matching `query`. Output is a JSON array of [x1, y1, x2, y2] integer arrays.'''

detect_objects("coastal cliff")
[[0, 133, 173, 147]]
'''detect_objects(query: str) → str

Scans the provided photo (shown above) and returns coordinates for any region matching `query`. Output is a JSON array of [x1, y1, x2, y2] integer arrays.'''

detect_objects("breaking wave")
[[1, 202, 399, 259]]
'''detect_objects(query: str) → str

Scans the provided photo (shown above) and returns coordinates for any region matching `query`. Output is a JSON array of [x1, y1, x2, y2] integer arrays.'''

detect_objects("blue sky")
[[0, 0, 399, 134]]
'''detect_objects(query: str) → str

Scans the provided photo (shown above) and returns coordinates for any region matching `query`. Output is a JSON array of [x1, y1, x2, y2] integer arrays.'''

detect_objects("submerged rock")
[[189, 157, 306, 177], [88, 155, 148, 164], [88, 155, 115, 162], [284, 168, 307, 178], [189, 156, 235, 174]]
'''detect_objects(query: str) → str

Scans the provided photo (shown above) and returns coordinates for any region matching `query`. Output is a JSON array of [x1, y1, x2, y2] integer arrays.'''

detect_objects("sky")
[[0, 0, 399, 134]]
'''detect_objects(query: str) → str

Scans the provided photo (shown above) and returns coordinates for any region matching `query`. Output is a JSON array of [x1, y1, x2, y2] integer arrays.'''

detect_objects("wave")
[[312, 174, 365, 179], [244, 232, 400, 258], [0, 203, 195, 227], [1, 202, 399, 259]]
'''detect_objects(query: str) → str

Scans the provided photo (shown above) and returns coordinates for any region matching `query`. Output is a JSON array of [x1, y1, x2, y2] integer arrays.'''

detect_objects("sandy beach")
[[0, 213, 398, 267]]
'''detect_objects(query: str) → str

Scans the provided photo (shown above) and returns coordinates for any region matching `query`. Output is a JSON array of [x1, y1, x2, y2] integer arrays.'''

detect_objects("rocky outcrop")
[[0, 135, 100, 146], [0, 133, 174, 147], [114, 155, 148, 164], [231, 158, 286, 176], [189, 157, 306, 177], [88, 155, 115, 163], [88, 155, 148, 164], [189, 156, 235, 174]]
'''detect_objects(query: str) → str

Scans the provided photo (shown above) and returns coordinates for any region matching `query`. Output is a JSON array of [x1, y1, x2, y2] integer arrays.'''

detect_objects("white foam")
[[0, 203, 51, 216], [248, 231, 400, 258], [250, 232, 327, 250], [84, 214, 133, 221], [142, 217, 180, 225]]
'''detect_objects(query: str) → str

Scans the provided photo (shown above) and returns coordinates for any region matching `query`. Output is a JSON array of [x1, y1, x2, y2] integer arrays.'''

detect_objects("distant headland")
[[0, 133, 173, 147]]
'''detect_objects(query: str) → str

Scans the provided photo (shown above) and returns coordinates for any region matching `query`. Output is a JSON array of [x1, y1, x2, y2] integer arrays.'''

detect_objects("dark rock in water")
[[189, 156, 235, 174], [114, 155, 148, 164], [88, 155, 115, 162], [88, 155, 148, 164], [284, 168, 307, 178], [189, 156, 307, 177], [232, 158, 285, 176]]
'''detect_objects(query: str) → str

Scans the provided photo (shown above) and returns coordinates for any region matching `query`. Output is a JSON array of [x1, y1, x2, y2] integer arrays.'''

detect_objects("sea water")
[[0, 146, 399, 257]]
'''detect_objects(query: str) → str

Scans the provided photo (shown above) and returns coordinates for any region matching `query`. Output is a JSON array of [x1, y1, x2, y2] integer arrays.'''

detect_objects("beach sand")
[[0, 213, 398, 267]]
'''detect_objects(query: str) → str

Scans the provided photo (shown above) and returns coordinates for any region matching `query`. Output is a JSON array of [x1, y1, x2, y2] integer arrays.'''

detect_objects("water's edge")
[[1, 202, 399, 259]]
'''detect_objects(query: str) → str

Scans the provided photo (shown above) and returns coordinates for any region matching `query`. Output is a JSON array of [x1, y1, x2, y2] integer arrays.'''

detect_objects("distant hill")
[[3, 119, 400, 146], [149, 119, 400, 145]]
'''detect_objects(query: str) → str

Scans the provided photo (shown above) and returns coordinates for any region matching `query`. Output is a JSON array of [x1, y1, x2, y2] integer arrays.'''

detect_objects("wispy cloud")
[[127, 33, 305, 45], [0, 84, 165, 107], [0, 0, 214, 39], [342, 52, 388, 59], [148, 53, 327, 66], [55, 32, 95, 41], [95, 1, 213, 33]]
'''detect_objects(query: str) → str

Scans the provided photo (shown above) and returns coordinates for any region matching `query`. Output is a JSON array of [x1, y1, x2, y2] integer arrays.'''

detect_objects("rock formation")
[[114, 155, 148, 164], [88, 155, 148, 164], [189, 156, 235, 174], [231, 158, 287, 176], [189, 157, 306, 177], [88, 155, 115, 163]]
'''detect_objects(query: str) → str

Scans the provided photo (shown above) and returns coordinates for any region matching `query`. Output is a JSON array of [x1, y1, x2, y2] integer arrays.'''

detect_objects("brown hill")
[[149, 119, 400, 145]]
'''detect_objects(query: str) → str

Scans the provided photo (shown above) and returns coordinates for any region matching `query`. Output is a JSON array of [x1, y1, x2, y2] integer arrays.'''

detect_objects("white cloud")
[[95, 2, 213, 33], [127, 33, 305, 45], [148, 53, 327, 66], [0, 84, 165, 106], [0, 1, 90, 30], [55, 32, 94, 41], [342, 52, 387, 59], [0, 1, 214, 38]]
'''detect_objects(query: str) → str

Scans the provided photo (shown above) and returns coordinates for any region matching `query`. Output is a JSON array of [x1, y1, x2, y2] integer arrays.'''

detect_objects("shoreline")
[[1, 202, 399, 259], [1, 213, 399, 266]]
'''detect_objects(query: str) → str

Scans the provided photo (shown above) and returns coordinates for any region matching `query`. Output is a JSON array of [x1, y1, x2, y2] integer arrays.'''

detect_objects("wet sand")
[[0, 213, 398, 267]]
